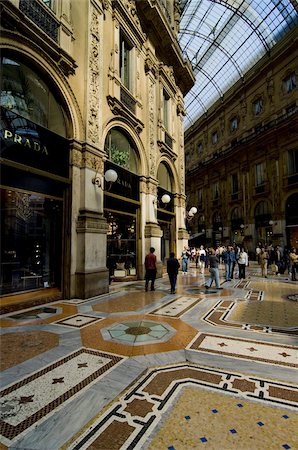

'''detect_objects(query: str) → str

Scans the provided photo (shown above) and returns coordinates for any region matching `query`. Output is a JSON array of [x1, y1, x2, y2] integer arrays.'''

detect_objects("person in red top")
[[144, 247, 157, 291]]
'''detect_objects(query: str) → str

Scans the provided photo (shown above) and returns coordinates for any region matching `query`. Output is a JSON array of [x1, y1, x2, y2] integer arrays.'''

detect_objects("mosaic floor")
[[0, 262, 297, 449]]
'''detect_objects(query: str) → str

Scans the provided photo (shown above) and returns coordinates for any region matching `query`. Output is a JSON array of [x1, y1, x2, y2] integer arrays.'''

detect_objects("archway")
[[0, 53, 72, 296], [157, 162, 175, 262], [104, 127, 140, 280], [285, 193, 298, 249]]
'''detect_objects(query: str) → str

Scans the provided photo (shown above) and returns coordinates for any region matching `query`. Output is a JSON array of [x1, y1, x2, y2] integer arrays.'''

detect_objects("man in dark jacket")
[[205, 248, 223, 289], [167, 252, 180, 294]]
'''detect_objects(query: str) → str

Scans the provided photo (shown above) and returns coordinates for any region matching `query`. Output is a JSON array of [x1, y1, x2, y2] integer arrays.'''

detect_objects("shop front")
[[0, 54, 70, 296], [104, 161, 140, 281], [0, 107, 70, 296]]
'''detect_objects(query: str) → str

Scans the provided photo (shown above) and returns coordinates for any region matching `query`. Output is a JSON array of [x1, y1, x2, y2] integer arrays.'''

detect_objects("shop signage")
[[0, 106, 69, 178], [105, 161, 139, 201]]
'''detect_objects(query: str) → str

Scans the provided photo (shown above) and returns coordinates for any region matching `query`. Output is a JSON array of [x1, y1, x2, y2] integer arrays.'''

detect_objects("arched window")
[[157, 162, 172, 191], [105, 128, 138, 173], [0, 55, 68, 137]]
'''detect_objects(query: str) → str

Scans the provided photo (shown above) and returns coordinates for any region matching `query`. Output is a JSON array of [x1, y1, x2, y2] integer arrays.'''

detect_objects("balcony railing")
[[120, 87, 136, 115], [165, 131, 173, 149], [19, 0, 59, 42]]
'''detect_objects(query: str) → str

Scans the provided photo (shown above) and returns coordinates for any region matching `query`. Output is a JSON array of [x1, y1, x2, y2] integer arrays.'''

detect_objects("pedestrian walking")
[[144, 247, 157, 291], [205, 248, 223, 289], [167, 252, 180, 294]]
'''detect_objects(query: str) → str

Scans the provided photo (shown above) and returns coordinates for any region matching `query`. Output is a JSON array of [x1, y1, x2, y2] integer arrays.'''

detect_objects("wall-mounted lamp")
[[218, 226, 222, 232], [186, 206, 197, 221], [201, 228, 205, 234], [92, 169, 118, 191], [153, 193, 171, 208], [240, 224, 245, 229]]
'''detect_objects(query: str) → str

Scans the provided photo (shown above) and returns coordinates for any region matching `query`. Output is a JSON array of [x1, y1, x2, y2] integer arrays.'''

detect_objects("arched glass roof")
[[178, 0, 298, 129]]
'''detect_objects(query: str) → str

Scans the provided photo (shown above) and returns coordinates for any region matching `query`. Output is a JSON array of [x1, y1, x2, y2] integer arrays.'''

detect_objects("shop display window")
[[0, 188, 62, 294], [106, 212, 136, 278]]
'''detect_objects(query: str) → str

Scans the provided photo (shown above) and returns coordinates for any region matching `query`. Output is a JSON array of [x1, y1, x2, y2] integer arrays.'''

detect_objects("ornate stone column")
[[73, 2, 109, 298]]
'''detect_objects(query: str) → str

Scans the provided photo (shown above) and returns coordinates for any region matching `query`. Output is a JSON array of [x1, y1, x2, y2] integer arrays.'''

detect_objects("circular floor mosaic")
[[101, 319, 176, 345], [186, 288, 219, 295]]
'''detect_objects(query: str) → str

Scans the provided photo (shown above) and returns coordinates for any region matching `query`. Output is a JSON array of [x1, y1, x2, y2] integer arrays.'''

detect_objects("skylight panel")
[[180, 0, 298, 128]]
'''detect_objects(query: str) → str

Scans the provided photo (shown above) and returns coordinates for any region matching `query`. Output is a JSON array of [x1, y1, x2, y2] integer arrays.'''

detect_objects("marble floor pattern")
[[0, 262, 297, 450]]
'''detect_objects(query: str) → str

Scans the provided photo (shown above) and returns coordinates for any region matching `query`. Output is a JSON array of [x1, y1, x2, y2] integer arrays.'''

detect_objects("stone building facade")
[[184, 28, 298, 257], [0, 0, 194, 299]]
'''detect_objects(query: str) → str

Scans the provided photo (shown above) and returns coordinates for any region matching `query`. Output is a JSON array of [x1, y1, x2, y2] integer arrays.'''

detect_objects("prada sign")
[[0, 106, 69, 178]]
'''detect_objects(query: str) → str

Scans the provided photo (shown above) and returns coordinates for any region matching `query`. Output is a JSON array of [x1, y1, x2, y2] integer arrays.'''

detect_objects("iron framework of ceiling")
[[178, 0, 298, 129]]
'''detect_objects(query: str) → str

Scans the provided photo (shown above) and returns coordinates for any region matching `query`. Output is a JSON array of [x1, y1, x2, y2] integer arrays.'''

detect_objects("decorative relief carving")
[[240, 95, 247, 117], [87, 8, 101, 144], [72, 149, 82, 167], [159, 63, 177, 89], [145, 57, 157, 77], [81, 153, 103, 171], [148, 77, 156, 176], [267, 76, 274, 103]]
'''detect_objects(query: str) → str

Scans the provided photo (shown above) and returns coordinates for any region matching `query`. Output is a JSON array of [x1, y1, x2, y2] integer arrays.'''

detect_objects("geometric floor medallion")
[[0, 348, 124, 443], [101, 319, 176, 345]]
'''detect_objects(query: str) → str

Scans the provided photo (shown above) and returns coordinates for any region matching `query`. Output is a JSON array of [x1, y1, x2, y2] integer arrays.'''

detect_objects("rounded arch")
[[1, 39, 84, 140], [212, 211, 222, 223], [103, 119, 145, 174], [157, 160, 173, 192], [104, 127, 139, 174], [156, 155, 180, 194], [254, 200, 271, 218]]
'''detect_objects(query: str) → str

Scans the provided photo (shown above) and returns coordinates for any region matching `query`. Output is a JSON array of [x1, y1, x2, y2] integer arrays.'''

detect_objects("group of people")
[[256, 243, 298, 280], [144, 243, 298, 294]]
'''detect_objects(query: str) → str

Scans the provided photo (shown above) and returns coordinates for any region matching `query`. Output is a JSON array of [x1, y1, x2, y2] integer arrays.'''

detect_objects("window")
[[231, 174, 238, 194], [198, 189, 203, 207], [212, 182, 219, 200], [120, 31, 133, 90], [288, 149, 298, 175], [105, 128, 138, 173], [211, 131, 219, 144], [163, 89, 170, 130], [253, 98, 263, 115], [283, 72, 296, 94], [255, 163, 265, 186], [42, 0, 54, 9], [197, 142, 203, 154], [230, 117, 238, 132], [0, 55, 68, 136]]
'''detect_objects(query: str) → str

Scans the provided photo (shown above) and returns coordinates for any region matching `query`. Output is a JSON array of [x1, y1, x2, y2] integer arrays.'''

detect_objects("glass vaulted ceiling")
[[179, 0, 298, 129]]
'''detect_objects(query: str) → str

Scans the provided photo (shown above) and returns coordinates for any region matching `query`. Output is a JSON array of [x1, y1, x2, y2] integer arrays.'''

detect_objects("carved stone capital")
[[76, 209, 108, 234], [144, 222, 162, 238]]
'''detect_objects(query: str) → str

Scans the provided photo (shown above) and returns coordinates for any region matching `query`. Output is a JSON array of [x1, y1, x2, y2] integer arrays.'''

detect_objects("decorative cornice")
[[157, 140, 177, 161], [111, 0, 146, 46], [107, 95, 144, 134]]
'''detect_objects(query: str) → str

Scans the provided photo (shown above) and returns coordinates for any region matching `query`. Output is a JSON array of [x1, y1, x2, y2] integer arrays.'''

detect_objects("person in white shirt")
[[238, 247, 249, 279], [197, 245, 206, 274]]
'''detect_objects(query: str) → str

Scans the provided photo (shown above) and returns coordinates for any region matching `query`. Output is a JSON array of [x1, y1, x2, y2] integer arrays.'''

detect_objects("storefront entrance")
[[0, 188, 63, 295], [106, 211, 137, 278]]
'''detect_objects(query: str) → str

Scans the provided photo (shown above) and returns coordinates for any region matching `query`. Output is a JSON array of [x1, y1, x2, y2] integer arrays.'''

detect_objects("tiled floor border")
[[65, 363, 298, 450]]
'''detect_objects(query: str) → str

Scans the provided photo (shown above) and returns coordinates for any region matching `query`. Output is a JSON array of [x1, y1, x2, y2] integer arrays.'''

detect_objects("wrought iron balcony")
[[19, 0, 59, 42]]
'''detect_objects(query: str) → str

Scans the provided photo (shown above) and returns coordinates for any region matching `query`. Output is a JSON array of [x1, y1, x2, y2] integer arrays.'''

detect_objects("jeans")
[[182, 258, 189, 272], [225, 263, 233, 281], [206, 267, 220, 288]]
